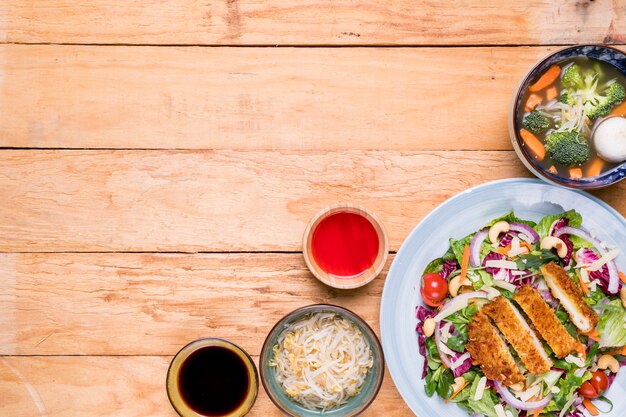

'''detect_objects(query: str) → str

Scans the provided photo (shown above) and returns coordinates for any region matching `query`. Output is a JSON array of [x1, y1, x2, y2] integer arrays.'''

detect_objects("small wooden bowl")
[[302, 204, 388, 289]]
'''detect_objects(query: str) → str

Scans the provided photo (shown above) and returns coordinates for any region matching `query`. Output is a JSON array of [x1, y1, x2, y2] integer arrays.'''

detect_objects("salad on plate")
[[416, 210, 625, 417]]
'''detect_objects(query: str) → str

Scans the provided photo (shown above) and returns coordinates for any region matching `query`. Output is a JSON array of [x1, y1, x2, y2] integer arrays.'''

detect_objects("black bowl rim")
[[511, 43, 626, 189], [259, 304, 385, 417]]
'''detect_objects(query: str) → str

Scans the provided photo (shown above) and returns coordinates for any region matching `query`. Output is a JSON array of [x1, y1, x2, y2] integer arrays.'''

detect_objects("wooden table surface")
[[1, 2, 625, 416]]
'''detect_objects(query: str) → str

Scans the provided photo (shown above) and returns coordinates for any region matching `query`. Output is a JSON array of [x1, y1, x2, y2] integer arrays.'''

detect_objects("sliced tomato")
[[578, 381, 600, 399]]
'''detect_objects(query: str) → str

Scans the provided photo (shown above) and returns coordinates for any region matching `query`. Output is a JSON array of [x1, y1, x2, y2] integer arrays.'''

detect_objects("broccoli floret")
[[560, 63, 625, 118], [545, 130, 590, 166], [561, 64, 584, 89], [587, 82, 626, 119], [559, 89, 576, 106], [522, 111, 550, 134]]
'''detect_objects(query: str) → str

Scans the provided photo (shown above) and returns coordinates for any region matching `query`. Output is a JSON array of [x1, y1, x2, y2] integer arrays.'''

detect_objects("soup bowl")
[[509, 44, 626, 189]]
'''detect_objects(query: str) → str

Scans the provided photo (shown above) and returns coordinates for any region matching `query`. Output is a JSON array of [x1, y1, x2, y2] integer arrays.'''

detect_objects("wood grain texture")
[[0, 150, 623, 253], [0, 149, 523, 252], [0, 356, 410, 416], [6, 45, 626, 150], [0, 253, 388, 356], [1, 0, 624, 45]]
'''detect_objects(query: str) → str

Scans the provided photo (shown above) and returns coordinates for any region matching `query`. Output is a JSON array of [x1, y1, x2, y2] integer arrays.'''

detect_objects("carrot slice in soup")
[[609, 100, 626, 117], [546, 86, 558, 101], [525, 93, 543, 111], [570, 167, 583, 179], [529, 65, 561, 92], [548, 165, 558, 174], [587, 158, 604, 177], [519, 129, 546, 160]]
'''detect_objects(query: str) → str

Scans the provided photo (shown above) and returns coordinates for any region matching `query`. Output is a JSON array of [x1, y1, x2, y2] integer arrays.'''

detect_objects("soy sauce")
[[177, 346, 249, 416]]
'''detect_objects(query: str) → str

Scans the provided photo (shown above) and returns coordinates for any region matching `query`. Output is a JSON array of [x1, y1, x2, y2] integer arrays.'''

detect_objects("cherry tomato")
[[590, 370, 609, 393], [578, 381, 600, 399], [421, 273, 449, 306]]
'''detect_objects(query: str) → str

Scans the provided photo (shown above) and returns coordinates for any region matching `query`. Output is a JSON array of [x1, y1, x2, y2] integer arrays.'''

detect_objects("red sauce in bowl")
[[310, 211, 379, 278]]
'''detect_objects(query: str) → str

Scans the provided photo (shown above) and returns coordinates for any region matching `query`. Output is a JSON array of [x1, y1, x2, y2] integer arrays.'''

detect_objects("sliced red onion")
[[433, 291, 488, 323], [495, 381, 552, 411], [509, 222, 539, 243], [434, 321, 452, 368], [554, 226, 619, 294], [470, 229, 488, 267]]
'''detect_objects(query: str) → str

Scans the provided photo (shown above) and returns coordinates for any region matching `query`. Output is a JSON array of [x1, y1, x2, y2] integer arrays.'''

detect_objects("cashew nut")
[[508, 382, 524, 392], [449, 276, 463, 297], [598, 354, 620, 373], [621, 287, 626, 309], [423, 318, 435, 338], [540, 236, 568, 258], [452, 376, 466, 392], [488, 221, 510, 244]]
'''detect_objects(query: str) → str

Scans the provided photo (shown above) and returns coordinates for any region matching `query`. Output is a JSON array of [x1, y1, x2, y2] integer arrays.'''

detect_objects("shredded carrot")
[[606, 346, 626, 356], [498, 244, 512, 256], [569, 167, 583, 179], [583, 398, 599, 416], [548, 165, 558, 174], [529, 65, 561, 92], [587, 158, 604, 178], [619, 271, 626, 284], [577, 343, 587, 362], [609, 100, 626, 117], [520, 129, 546, 160], [533, 407, 545, 417], [460, 245, 470, 285], [585, 329, 600, 342], [579, 277, 590, 296], [445, 380, 468, 403], [525, 93, 543, 111], [521, 241, 533, 253], [546, 86, 558, 101]]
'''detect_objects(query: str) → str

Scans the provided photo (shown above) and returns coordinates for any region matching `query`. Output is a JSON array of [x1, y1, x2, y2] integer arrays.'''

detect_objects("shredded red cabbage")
[[450, 352, 472, 378], [415, 306, 437, 379], [576, 248, 613, 295], [441, 260, 458, 280], [551, 218, 574, 265], [483, 252, 512, 282]]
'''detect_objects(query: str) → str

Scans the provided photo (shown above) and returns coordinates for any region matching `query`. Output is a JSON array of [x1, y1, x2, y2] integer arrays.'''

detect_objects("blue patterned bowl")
[[509, 44, 626, 189]]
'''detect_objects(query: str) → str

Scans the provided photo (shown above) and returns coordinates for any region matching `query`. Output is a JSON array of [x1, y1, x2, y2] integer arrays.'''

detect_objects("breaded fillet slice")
[[466, 310, 525, 386], [483, 296, 552, 374], [513, 285, 578, 358], [540, 262, 599, 333]]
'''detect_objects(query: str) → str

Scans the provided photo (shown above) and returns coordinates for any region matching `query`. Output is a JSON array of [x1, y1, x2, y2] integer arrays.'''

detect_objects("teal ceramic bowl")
[[259, 304, 384, 417]]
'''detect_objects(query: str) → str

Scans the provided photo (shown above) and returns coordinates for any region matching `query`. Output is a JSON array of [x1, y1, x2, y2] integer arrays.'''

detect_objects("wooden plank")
[[1, 1, 624, 46], [0, 252, 387, 354], [0, 253, 387, 355], [0, 150, 623, 252], [0, 149, 538, 252], [7, 45, 626, 150], [0, 356, 410, 416]]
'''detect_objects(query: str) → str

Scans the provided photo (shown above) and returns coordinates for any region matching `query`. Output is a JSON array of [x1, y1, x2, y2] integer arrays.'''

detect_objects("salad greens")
[[416, 210, 625, 417]]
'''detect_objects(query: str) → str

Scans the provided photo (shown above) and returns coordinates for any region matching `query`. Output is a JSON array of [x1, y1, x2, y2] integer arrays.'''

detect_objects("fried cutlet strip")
[[513, 285, 578, 358], [466, 310, 525, 386], [541, 262, 599, 333], [483, 296, 552, 374]]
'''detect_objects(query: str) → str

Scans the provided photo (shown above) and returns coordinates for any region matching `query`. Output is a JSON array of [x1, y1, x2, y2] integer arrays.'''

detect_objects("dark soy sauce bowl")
[[509, 44, 626, 189], [167, 338, 259, 417]]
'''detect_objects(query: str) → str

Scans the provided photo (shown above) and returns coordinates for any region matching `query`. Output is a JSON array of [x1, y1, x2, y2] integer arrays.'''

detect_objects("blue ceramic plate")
[[380, 178, 626, 417]]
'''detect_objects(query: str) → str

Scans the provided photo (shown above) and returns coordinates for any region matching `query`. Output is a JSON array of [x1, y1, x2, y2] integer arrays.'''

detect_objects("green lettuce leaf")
[[598, 299, 626, 348]]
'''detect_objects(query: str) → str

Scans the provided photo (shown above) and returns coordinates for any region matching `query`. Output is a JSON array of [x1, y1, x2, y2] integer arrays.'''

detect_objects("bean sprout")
[[269, 312, 373, 410]]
